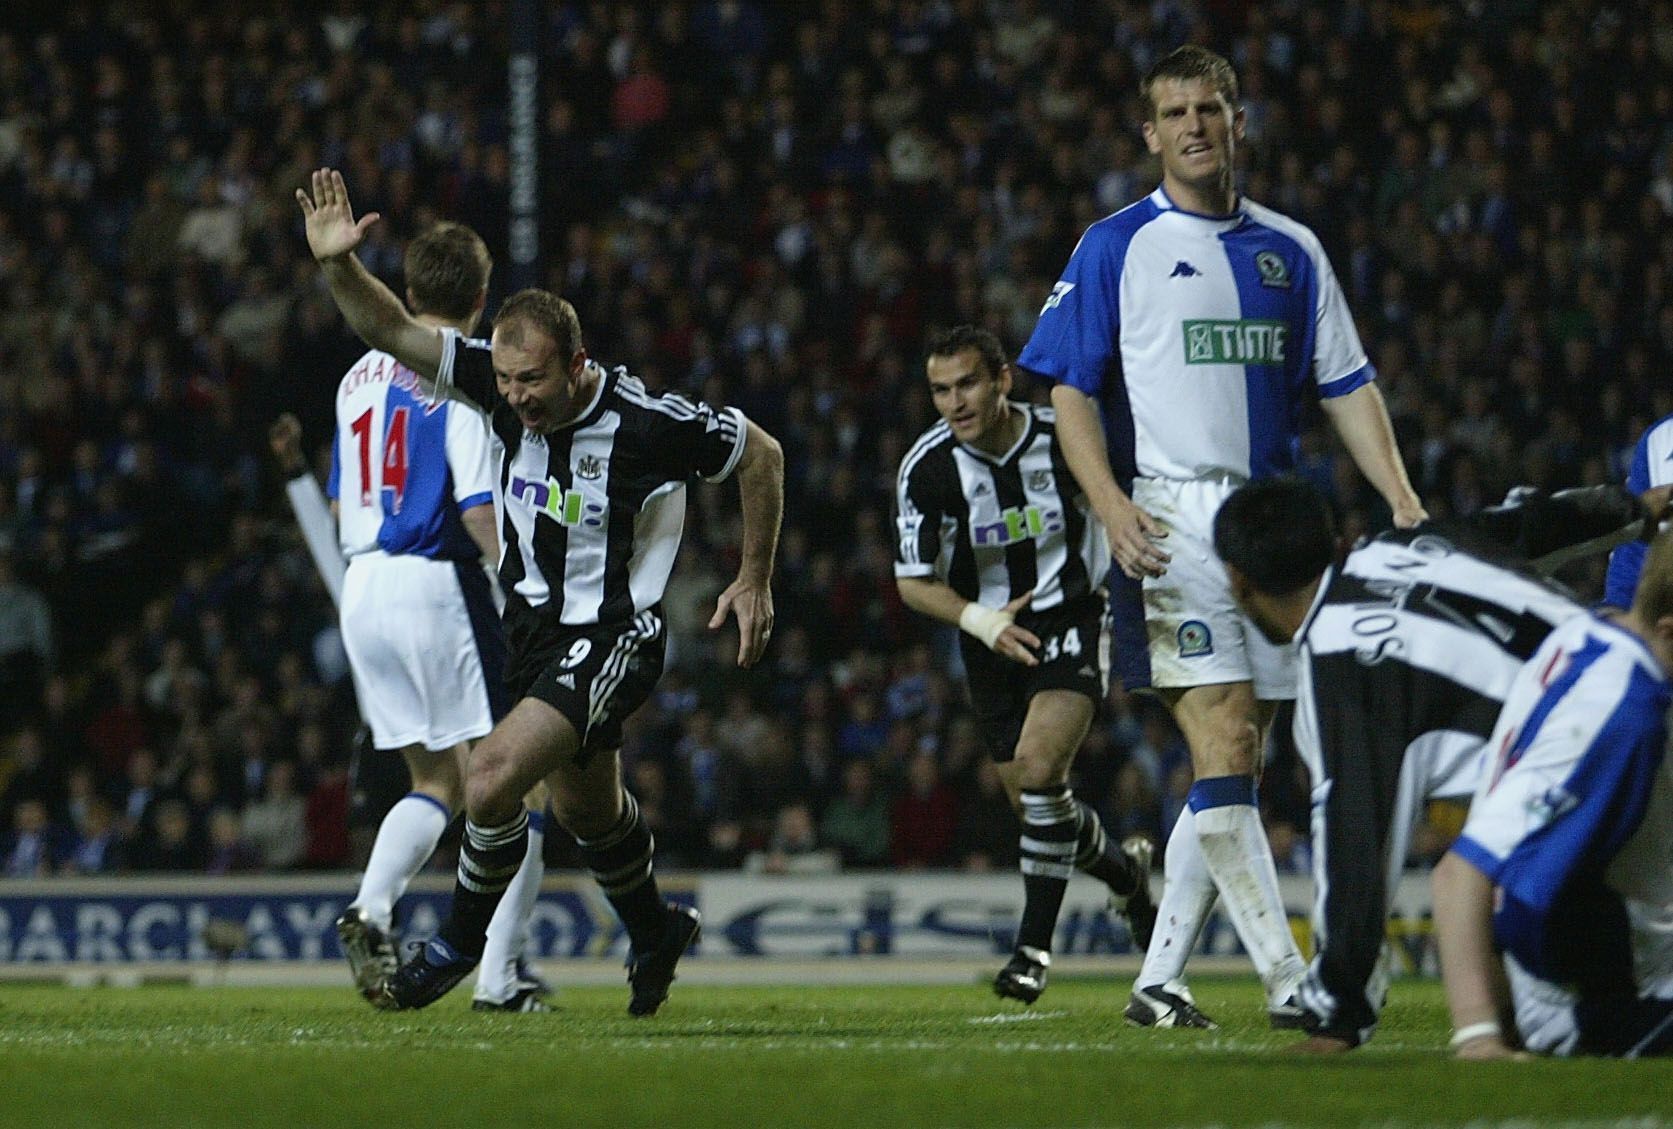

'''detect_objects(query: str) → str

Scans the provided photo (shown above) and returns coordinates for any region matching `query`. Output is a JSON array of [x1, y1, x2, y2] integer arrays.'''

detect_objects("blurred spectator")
[[745, 800, 839, 875], [241, 759, 306, 870], [889, 749, 957, 869], [820, 758, 890, 869], [3, 798, 61, 877], [0, 549, 52, 729], [61, 795, 123, 875], [951, 758, 1018, 871], [205, 805, 260, 874], [131, 798, 203, 872]]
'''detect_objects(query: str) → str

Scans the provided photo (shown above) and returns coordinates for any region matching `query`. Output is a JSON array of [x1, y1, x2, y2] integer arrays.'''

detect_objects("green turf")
[[1, 975, 1669, 1128]]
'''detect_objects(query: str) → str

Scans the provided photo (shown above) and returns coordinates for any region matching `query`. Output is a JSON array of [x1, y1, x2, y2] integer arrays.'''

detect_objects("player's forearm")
[[1320, 383, 1423, 517], [318, 253, 442, 379], [895, 575, 972, 629], [1049, 383, 1133, 527], [734, 421, 784, 587], [284, 472, 347, 607], [1432, 852, 1514, 1038], [1450, 484, 1652, 572], [459, 501, 500, 568]]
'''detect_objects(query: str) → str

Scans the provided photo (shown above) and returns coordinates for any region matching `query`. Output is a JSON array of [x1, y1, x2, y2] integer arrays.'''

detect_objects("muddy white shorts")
[[1131, 475, 1296, 699]]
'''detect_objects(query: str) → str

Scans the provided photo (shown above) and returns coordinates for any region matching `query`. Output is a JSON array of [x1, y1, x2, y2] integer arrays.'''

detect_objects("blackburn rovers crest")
[[1177, 620, 1213, 658]]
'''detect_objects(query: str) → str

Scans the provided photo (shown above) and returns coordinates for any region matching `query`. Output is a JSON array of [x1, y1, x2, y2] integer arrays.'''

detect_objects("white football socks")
[[351, 792, 451, 931], [1193, 801, 1306, 1003], [1135, 806, 1217, 990]]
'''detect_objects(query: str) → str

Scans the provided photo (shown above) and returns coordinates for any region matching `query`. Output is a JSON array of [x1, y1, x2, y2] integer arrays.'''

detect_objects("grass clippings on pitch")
[[1, 975, 1669, 1128]]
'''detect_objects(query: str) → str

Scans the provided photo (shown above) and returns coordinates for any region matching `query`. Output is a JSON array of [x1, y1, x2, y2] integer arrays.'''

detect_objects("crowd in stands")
[[2, 1, 1670, 877]]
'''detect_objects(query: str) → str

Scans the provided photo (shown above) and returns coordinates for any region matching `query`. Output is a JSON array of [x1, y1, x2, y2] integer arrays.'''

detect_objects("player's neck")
[[554, 362, 602, 429], [415, 313, 472, 334], [1272, 577, 1323, 643], [1163, 172, 1237, 218], [971, 402, 1024, 458], [1612, 607, 1673, 675]]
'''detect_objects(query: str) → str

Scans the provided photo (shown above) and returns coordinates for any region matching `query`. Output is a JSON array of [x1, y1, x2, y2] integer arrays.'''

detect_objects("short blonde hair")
[[493, 289, 584, 362]]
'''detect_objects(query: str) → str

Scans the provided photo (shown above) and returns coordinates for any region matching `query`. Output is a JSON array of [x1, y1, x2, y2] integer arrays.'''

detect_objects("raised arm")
[[269, 413, 346, 607], [1319, 383, 1427, 528], [1048, 382, 1168, 578], [708, 418, 784, 668], [296, 168, 444, 379]]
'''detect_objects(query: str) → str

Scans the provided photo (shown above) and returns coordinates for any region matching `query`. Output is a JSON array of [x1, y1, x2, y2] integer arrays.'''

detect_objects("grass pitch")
[[1, 974, 1669, 1128]]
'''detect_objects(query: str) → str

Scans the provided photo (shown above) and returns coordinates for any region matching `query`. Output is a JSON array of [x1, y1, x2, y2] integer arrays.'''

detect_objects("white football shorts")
[[1131, 475, 1296, 699], [340, 551, 499, 752]]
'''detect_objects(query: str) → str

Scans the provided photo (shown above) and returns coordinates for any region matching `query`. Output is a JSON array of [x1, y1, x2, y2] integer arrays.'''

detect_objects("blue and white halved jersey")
[[1019, 187, 1372, 483], [1453, 613, 1672, 988], [1605, 412, 1673, 608], [328, 349, 496, 562]]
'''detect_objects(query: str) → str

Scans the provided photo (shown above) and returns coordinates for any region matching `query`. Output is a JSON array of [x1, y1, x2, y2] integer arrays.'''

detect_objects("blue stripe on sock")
[[527, 808, 548, 833], [408, 791, 452, 820], [1187, 774, 1257, 812]]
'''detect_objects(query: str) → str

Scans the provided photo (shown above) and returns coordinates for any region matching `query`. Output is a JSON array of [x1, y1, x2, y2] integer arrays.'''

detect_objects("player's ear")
[[1141, 118, 1161, 154], [997, 362, 1013, 397], [1232, 103, 1246, 141], [570, 348, 588, 376]]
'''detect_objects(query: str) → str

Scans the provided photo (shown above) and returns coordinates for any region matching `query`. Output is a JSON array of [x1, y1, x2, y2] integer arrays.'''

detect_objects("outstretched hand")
[[295, 168, 380, 262], [268, 413, 306, 476], [710, 576, 774, 668]]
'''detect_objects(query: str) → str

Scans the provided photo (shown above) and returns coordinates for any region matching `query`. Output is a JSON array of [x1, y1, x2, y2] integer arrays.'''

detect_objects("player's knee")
[[463, 757, 523, 824], [1010, 745, 1069, 791]]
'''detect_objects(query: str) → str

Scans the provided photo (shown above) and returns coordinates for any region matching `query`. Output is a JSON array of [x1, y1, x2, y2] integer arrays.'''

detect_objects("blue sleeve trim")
[[456, 491, 493, 511], [1317, 362, 1374, 400], [1448, 836, 1503, 882], [1187, 774, 1258, 811]]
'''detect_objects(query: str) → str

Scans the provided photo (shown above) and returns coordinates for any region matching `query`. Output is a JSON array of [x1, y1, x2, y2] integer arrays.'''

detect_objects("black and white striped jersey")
[[1298, 485, 1653, 759], [1290, 484, 1652, 1042], [433, 328, 746, 628], [893, 403, 1108, 611]]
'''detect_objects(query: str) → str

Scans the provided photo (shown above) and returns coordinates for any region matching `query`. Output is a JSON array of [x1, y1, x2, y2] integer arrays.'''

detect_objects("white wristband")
[[958, 602, 1013, 651], [1448, 1021, 1502, 1049]]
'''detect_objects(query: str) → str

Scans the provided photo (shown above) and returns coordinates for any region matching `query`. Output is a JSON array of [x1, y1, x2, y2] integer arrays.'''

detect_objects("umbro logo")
[[556, 673, 576, 689], [1170, 260, 1201, 278]]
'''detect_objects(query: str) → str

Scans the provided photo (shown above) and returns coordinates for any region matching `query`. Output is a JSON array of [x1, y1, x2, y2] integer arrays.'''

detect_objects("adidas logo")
[[556, 673, 576, 689]]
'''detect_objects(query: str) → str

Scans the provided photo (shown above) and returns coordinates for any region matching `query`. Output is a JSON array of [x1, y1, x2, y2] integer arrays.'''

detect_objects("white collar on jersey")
[[1152, 186, 1247, 230]]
